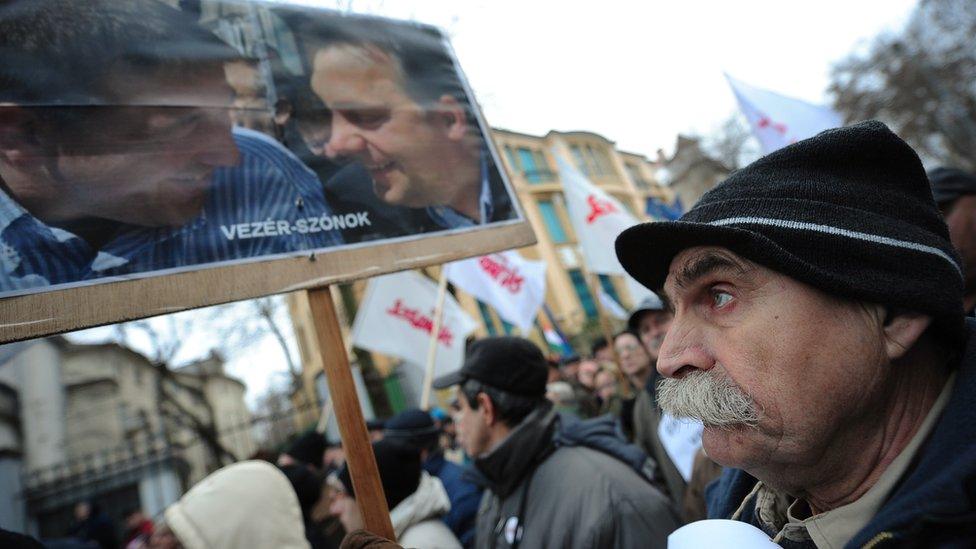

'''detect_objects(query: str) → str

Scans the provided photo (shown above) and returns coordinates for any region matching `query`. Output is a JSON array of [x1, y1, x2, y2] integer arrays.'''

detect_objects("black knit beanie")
[[616, 121, 965, 342], [337, 439, 421, 511]]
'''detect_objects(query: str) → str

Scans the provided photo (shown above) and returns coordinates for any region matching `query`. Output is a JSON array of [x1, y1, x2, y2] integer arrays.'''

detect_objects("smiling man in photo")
[[307, 17, 513, 231]]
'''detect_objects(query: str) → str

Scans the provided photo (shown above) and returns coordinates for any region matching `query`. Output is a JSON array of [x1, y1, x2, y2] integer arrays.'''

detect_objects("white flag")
[[556, 156, 655, 305], [350, 271, 478, 377], [444, 250, 547, 332], [726, 73, 843, 154], [557, 156, 637, 276]]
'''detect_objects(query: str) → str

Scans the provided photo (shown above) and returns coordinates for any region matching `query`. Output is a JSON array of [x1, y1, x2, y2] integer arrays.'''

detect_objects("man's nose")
[[656, 321, 716, 378], [324, 117, 365, 160]]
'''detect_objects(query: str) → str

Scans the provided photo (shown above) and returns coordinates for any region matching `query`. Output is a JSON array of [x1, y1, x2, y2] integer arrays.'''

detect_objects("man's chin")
[[700, 422, 760, 468], [373, 181, 409, 207]]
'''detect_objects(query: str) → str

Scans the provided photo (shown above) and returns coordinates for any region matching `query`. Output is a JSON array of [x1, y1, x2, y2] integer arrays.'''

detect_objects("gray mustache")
[[655, 368, 761, 429]]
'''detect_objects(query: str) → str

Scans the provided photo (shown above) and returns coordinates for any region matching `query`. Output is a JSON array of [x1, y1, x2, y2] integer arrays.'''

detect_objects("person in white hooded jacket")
[[331, 439, 461, 549], [150, 460, 311, 549]]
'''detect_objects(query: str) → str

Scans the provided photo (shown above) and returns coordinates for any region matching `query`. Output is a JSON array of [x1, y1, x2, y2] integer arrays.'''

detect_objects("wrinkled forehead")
[[663, 246, 756, 298], [313, 43, 407, 93]]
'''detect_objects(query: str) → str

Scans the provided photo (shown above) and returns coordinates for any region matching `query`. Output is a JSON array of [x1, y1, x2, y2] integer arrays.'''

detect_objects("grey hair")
[[656, 368, 761, 429]]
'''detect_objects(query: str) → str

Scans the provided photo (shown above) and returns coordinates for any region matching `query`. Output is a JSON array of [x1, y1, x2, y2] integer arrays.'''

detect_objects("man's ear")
[[0, 107, 47, 168], [435, 94, 468, 141], [476, 392, 496, 426], [882, 311, 932, 361]]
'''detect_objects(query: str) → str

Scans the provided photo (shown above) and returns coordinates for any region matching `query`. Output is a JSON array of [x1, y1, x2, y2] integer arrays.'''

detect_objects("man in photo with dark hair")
[[616, 121, 976, 545], [432, 336, 678, 548], [0, 0, 341, 294], [306, 16, 514, 231]]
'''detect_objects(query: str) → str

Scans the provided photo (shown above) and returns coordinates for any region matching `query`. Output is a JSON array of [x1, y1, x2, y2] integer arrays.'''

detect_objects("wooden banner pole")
[[421, 268, 450, 410], [306, 286, 396, 541]]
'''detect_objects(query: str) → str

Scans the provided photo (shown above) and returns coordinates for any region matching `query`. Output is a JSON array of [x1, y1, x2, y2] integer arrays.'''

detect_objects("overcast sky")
[[295, 0, 918, 158], [73, 0, 920, 407]]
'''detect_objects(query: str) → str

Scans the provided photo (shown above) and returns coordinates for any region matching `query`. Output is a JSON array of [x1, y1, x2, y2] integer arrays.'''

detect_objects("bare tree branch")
[[829, 0, 976, 171]]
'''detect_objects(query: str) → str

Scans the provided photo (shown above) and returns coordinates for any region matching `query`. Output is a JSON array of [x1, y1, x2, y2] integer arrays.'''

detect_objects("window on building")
[[537, 200, 569, 243], [568, 269, 598, 318], [625, 162, 649, 189], [532, 150, 552, 181], [518, 147, 542, 183], [598, 274, 622, 304], [570, 145, 590, 175], [503, 145, 519, 175], [477, 301, 498, 336], [584, 145, 615, 176], [597, 148, 615, 175], [585, 145, 604, 175]]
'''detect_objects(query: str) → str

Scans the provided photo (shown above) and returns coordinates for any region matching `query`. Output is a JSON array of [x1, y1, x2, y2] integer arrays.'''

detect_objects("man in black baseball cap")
[[432, 336, 677, 548], [930, 167, 976, 313], [615, 121, 976, 546], [432, 336, 550, 396]]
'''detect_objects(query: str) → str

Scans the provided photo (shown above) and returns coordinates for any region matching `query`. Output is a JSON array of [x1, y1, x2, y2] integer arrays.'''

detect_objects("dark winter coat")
[[469, 405, 679, 549]]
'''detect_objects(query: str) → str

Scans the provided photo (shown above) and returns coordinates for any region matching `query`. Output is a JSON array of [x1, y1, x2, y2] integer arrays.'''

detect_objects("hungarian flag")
[[539, 316, 573, 356]]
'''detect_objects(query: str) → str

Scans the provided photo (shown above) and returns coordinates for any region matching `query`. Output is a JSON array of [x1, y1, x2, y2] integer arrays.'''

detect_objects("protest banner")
[[445, 250, 547, 332], [725, 73, 843, 154], [0, 1, 533, 344], [0, 1, 536, 538]]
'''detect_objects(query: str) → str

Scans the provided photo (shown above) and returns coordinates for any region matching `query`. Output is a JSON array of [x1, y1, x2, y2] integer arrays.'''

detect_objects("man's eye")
[[348, 109, 389, 127], [712, 290, 734, 308]]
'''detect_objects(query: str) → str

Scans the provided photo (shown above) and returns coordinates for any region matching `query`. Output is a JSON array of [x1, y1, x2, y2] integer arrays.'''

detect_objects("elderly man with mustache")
[[616, 121, 976, 548]]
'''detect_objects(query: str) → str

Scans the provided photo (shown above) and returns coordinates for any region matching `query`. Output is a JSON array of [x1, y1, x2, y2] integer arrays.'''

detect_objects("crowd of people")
[[5, 125, 976, 547], [39, 325, 693, 549]]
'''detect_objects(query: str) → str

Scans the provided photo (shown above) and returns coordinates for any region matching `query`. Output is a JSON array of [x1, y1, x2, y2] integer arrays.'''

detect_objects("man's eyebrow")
[[667, 251, 751, 298], [328, 101, 388, 111]]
